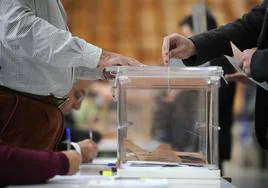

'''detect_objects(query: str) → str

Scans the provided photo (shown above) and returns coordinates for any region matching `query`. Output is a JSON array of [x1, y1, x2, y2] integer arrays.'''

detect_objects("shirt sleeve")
[[0, 143, 69, 185], [0, 0, 102, 69]]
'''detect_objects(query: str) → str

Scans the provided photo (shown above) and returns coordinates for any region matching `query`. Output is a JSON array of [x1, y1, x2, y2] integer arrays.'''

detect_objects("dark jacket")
[[185, 2, 268, 149]]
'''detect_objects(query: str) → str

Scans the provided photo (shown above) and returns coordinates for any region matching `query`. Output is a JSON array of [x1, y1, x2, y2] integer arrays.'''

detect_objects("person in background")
[[152, 10, 236, 174], [0, 0, 142, 154], [162, 1, 268, 151], [0, 143, 81, 185], [59, 80, 100, 163], [180, 10, 236, 174], [1, 80, 105, 185]]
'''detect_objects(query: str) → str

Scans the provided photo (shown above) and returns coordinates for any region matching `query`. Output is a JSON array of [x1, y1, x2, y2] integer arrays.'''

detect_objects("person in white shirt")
[[0, 0, 142, 151]]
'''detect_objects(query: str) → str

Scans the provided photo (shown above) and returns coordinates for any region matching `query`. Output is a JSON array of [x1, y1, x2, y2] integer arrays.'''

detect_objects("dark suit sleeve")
[[251, 49, 268, 81], [185, 2, 266, 66]]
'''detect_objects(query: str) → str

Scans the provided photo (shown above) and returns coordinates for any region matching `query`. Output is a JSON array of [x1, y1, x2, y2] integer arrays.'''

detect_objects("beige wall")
[[62, 0, 261, 65]]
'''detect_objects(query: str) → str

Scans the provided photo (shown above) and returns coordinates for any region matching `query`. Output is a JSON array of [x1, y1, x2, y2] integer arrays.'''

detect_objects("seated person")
[[152, 90, 200, 151], [59, 80, 101, 163]]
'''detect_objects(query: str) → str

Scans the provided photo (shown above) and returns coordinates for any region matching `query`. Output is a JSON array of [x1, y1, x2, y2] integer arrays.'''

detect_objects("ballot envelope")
[[111, 66, 223, 183]]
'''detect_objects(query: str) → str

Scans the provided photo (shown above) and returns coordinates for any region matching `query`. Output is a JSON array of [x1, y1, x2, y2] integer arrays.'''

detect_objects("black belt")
[[0, 85, 69, 108]]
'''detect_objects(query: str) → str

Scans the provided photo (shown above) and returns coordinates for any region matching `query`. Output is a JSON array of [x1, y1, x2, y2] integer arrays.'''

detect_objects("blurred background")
[[62, 0, 267, 187]]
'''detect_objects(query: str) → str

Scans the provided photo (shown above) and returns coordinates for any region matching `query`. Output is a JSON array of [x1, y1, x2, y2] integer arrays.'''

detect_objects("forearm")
[[0, 144, 69, 185], [0, 0, 102, 68], [74, 50, 113, 80]]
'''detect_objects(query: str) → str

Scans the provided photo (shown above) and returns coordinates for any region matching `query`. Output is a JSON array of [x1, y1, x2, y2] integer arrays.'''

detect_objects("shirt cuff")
[[71, 142, 81, 154], [74, 67, 105, 80]]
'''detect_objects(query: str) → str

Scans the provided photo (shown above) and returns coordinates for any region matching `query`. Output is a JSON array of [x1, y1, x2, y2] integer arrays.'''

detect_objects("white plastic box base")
[[88, 179, 221, 188], [117, 166, 220, 179], [117, 167, 221, 188]]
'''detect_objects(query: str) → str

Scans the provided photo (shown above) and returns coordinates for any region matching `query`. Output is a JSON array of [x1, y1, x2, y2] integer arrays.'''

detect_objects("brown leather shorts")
[[0, 88, 64, 151]]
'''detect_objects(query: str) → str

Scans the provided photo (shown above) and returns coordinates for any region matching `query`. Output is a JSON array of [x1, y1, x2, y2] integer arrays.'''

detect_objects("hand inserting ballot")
[[162, 33, 197, 65]]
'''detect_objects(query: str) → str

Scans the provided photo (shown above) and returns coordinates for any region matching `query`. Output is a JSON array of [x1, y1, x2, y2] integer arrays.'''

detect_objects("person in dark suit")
[[152, 10, 236, 174], [179, 10, 237, 173], [162, 2, 268, 150]]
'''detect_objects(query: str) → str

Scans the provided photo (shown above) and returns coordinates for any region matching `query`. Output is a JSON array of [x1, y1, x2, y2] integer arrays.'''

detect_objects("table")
[[8, 159, 237, 188]]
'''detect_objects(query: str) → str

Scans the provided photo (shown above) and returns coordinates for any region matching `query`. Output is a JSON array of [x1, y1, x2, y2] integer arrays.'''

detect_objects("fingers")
[[162, 35, 171, 65], [242, 63, 251, 75], [241, 49, 256, 76], [89, 139, 98, 154], [162, 33, 181, 65], [162, 33, 197, 65], [86, 139, 98, 157], [225, 72, 252, 85], [225, 72, 246, 81], [79, 139, 98, 163], [99, 51, 144, 67], [169, 45, 189, 60], [127, 57, 144, 66], [241, 52, 250, 75]]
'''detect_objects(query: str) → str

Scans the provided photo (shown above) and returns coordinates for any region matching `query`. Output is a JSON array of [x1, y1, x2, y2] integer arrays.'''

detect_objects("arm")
[[251, 49, 268, 81], [189, 2, 266, 64], [58, 139, 98, 163], [75, 51, 143, 80], [0, 0, 101, 68], [162, 3, 266, 66], [0, 1, 143, 81], [0, 144, 79, 185]]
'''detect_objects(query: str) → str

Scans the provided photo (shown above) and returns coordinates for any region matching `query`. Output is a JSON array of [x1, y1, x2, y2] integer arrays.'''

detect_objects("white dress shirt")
[[0, 0, 103, 97]]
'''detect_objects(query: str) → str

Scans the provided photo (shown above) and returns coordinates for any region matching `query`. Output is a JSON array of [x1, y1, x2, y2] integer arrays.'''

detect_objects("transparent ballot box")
[[112, 66, 223, 180]]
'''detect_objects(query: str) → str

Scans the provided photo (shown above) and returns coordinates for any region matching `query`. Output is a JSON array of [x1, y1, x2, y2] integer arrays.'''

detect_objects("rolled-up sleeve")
[[0, 0, 102, 69]]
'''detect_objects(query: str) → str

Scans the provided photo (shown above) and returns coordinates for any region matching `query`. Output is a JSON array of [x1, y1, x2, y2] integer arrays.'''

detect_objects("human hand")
[[61, 150, 81, 175], [225, 72, 252, 85], [241, 49, 256, 76], [78, 139, 98, 163], [162, 33, 197, 65], [98, 51, 144, 68]]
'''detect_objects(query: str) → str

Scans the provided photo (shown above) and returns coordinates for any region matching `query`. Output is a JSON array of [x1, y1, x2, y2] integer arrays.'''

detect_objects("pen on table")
[[91, 163, 116, 167], [66, 128, 71, 150], [89, 128, 93, 140]]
